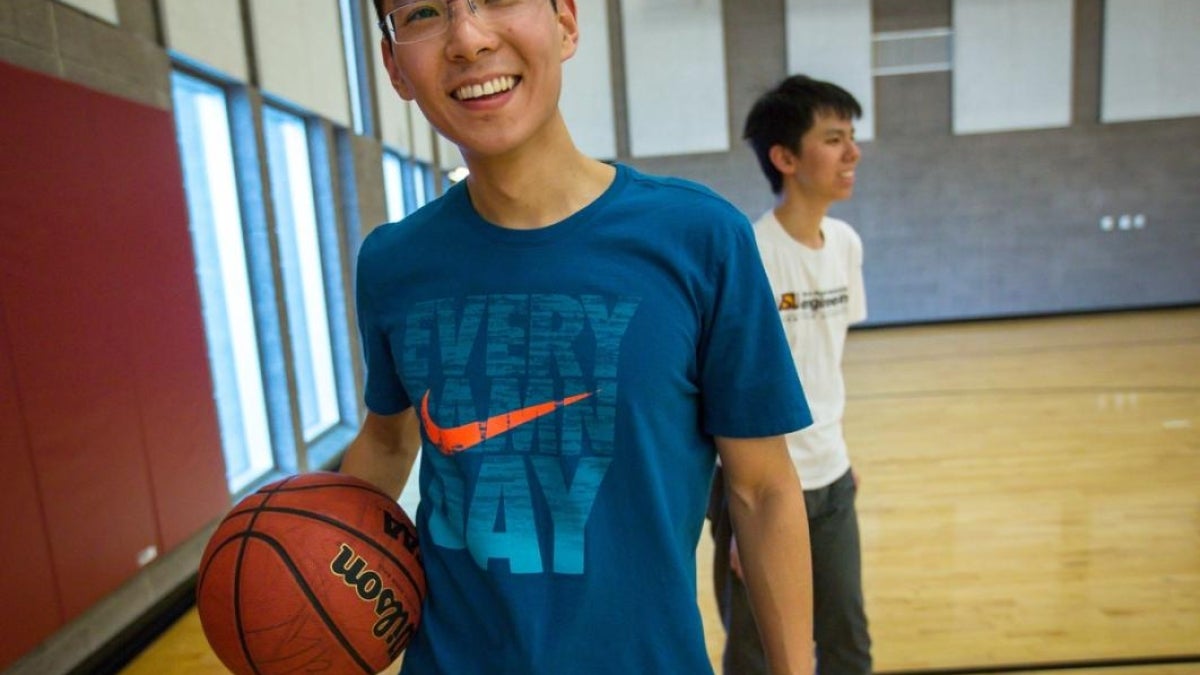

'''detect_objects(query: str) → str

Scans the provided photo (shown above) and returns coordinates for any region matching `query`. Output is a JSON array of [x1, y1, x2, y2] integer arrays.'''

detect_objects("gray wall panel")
[[628, 0, 1200, 326], [872, 0, 950, 32]]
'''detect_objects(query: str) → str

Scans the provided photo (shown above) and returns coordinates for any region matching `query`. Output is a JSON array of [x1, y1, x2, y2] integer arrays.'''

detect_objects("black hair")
[[373, 0, 559, 38], [743, 74, 862, 195]]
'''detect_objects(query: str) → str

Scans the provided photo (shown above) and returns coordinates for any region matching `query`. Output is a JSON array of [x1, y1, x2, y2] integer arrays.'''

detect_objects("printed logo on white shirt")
[[778, 286, 851, 320]]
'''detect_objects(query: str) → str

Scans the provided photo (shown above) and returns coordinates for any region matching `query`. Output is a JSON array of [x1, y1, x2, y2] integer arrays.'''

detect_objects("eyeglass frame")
[[378, 0, 492, 45], [377, 0, 552, 45]]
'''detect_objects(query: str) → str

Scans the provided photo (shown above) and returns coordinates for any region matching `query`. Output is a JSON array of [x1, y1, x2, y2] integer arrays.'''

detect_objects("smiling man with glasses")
[[340, 2, 817, 673]]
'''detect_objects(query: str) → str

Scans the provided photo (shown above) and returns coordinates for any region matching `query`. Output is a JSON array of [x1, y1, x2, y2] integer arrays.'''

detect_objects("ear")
[[380, 39, 416, 101], [768, 144, 798, 176], [558, 0, 580, 61]]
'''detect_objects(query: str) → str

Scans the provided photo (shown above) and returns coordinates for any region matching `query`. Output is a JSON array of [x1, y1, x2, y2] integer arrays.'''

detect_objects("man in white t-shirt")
[[710, 74, 871, 675]]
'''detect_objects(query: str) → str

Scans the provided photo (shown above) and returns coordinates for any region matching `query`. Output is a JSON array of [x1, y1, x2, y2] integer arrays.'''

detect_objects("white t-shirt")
[[754, 211, 867, 489]]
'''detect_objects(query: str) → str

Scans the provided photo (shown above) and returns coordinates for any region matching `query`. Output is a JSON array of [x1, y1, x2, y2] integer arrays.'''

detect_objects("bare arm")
[[716, 434, 814, 675], [340, 408, 422, 499]]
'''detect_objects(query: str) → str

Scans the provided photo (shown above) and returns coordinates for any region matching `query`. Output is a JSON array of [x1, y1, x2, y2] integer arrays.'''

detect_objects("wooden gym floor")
[[120, 307, 1200, 674]]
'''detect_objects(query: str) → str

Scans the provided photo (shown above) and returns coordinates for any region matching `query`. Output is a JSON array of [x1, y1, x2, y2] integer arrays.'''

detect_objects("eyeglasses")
[[379, 0, 543, 45]]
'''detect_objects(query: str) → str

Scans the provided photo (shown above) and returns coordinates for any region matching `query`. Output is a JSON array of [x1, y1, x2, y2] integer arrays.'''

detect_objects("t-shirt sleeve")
[[356, 235, 411, 415], [699, 213, 813, 438]]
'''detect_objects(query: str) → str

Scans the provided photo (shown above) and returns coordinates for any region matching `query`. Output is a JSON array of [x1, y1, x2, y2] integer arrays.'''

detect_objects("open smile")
[[453, 76, 520, 101]]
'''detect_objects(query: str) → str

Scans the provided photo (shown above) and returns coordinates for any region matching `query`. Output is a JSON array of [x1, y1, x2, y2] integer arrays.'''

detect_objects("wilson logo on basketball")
[[330, 544, 417, 659], [383, 511, 420, 556]]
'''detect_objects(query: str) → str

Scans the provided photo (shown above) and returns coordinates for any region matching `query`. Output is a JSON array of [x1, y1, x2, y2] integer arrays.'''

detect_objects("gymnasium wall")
[[630, 0, 1200, 324], [0, 0, 1197, 672], [0, 56, 231, 668], [1, 4, 180, 672]]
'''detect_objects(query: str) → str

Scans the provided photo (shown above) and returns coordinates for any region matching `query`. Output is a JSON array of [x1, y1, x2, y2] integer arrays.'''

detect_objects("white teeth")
[[456, 76, 516, 101]]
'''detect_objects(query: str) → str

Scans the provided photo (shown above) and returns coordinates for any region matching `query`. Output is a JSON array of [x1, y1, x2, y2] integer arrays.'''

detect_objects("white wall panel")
[[372, 44, 414, 154], [57, 0, 118, 24], [561, 0, 617, 160], [372, 42, 438, 164], [410, 112, 435, 164], [952, 0, 1073, 135], [786, 0, 875, 141], [621, 0, 729, 157], [250, 0, 351, 126], [160, 0, 249, 82], [437, 134, 463, 172], [1102, 0, 1200, 123]]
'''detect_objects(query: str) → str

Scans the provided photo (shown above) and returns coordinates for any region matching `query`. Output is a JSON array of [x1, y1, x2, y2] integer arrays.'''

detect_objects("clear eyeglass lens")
[[386, 0, 538, 44], [386, 1, 449, 44]]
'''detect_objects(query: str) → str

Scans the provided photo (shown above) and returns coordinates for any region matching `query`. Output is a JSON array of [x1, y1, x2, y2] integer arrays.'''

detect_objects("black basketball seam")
[[257, 479, 389, 500], [231, 505, 426, 603], [230, 472, 302, 675], [199, 474, 422, 674], [200, 514, 424, 607], [235, 531, 376, 674], [201, 531, 262, 675], [198, 472, 303, 587], [201, 529, 416, 673]]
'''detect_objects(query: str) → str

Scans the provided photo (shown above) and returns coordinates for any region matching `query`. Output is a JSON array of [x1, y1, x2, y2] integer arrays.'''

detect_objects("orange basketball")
[[196, 471, 424, 675]]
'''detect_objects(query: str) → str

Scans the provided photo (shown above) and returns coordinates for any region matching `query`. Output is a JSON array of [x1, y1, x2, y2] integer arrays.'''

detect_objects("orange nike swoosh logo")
[[420, 389, 594, 455]]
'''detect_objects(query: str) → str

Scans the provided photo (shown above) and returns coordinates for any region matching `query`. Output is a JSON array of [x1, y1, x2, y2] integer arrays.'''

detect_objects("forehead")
[[807, 109, 855, 135], [381, 0, 424, 12]]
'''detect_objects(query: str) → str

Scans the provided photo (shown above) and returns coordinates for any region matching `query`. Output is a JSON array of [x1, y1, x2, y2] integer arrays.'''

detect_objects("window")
[[383, 150, 408, 222], [412, 161, 430, 207], [384, 155, 437, 216], [171, 72, 274, 493], [339, 0, 371, 135], [262, 106, 341, 443]]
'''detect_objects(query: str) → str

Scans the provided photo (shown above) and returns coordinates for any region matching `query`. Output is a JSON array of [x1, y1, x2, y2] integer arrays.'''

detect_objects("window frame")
[[171, 63, 362, 497]]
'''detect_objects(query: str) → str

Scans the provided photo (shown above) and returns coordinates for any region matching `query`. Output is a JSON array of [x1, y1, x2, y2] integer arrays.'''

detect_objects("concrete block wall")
[[0, 0, 167, 109], [632, 0, 1200, 325]]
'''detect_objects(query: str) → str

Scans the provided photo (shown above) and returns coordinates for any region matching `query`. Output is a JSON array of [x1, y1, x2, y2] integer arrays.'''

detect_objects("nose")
[[448, 0, 479, 18], [845, 138, 861, 162], [443, 0, 498, 61]]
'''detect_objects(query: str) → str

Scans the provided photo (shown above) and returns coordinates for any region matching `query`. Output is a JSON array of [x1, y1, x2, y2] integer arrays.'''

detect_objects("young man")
[[710, 75, 872, 674], [340, 1, 816, 673]]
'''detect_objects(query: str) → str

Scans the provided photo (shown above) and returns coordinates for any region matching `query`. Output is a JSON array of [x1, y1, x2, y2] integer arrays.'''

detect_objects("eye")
[[397, 1, 443, 26]]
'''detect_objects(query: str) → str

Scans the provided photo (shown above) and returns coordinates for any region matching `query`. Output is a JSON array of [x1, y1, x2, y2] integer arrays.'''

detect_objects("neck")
[[773, 192, 830, 249], [460, 113, 615, 230]]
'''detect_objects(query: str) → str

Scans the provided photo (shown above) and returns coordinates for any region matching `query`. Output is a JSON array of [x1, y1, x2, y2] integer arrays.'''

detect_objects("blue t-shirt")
[[356, 163, 811, 674]]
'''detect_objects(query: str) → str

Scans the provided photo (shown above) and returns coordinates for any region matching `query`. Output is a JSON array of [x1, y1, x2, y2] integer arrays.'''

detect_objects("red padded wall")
[[91, 75, 231, 552], [0, 61, 229, 636], [0, 310, 62, 668]]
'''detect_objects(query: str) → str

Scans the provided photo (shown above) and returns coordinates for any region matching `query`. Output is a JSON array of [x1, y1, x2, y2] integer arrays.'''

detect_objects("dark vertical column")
[[722, 0, 788, 147], [1072, 0, 1103, 126]]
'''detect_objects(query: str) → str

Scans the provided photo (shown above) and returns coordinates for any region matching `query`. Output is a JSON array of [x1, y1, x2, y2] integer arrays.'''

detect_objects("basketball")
[[196, 471, 424, 675]]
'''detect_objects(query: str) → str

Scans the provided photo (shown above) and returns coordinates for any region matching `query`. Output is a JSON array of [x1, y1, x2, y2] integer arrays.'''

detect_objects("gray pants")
[[709, 468, 872, 675]]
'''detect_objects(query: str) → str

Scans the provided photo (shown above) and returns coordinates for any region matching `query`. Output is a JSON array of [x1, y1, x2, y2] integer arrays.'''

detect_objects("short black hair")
[[373, 0, 559, 37], [743, 74, 862, 195]]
